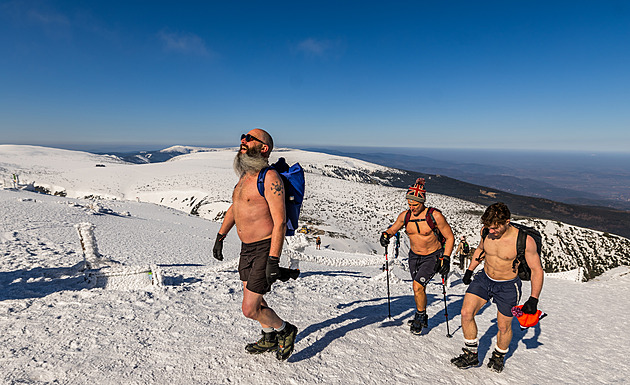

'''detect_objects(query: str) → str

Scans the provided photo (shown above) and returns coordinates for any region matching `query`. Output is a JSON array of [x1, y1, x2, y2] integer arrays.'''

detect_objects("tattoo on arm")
[[271, 181, 284, 196]]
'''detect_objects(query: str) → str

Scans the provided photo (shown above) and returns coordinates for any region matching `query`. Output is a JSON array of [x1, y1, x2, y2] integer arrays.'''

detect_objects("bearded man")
[[212, 128, 298, 361]]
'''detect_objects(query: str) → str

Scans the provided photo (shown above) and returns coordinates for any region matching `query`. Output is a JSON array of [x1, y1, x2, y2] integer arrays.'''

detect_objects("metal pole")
[[385, 248, 391, 319], [442, 276, 452, 338]]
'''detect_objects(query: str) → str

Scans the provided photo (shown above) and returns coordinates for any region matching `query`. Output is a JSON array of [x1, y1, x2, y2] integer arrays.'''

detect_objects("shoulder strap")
[[516, 227, 527, 259], [404, 210, 411, 226], [257, 167, 272, 197], [481, 227, 489, 240], [425, 207, 437, 230]]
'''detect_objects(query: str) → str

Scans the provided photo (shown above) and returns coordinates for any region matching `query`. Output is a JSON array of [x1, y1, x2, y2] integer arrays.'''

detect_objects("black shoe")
[[245, 330, 278, 354], [409, 312, 428, 335], [276, 322, 298, 361], [451, 348, 479, 369], [487, 350, 506, 373]]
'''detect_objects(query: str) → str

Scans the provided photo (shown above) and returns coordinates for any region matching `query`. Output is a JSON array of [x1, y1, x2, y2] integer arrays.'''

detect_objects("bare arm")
[[434, 211, 455, 257], [218, 205, 236, 235], [265, 170, 287, 258], [466, 228, 486, 272], [383, 211, 407, 236], [525, 235, 544, 299]]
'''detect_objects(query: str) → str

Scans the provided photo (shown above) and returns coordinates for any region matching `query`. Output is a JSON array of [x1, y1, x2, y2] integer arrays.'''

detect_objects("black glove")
[[266, 256, 280, 285], [462, 269, 473, 285], [278, 267, 300, 282], [212, 233, 226, 261], [380, 232, 390, 247], [522, 296, 538, 314], [434, 255, 450, 277], [440, 255, 450, 276]]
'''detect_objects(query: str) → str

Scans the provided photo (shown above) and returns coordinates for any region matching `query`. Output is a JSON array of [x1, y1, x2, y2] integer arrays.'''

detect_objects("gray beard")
[[233, 147, 269, 176]]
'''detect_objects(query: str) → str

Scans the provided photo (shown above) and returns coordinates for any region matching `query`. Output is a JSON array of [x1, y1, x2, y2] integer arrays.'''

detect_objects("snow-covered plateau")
[[1, 144, 629, 384]]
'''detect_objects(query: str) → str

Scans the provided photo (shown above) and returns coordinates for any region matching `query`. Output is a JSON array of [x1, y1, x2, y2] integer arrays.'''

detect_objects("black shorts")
[[408, 248, 442, 287], [239, 238, 272, 294]]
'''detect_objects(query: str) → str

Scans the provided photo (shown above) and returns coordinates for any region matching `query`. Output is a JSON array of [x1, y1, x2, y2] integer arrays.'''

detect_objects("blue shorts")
[[466, 270, 522, 317], [408, 249, 442, 287]]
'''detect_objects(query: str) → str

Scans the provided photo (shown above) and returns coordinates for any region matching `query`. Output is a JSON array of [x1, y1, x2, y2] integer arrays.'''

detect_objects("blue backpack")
[[257, 157, 305, 236]]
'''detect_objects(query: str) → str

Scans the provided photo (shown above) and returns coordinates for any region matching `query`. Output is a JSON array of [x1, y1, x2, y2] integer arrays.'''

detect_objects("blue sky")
[[1, 1, 629, 152]]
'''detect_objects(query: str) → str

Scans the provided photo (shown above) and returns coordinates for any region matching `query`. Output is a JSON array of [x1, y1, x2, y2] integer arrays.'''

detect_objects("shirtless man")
[[212, 128, 297, 361], [451, 202, 543, 372], [380, 178, 455, 335]]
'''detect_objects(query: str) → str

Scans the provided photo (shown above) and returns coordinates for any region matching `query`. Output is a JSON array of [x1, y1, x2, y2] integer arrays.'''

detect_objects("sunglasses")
[[241, 133, 266, 145]]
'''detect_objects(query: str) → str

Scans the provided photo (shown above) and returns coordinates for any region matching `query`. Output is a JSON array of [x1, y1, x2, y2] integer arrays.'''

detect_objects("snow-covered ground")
[[2, 189, 629, 384], [1, 145, 630, 383]]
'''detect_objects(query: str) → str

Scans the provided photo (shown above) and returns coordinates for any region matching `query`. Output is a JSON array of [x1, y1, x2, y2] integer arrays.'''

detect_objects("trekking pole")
[[441, 276, 452, 338], [384, 247, 391, 319]]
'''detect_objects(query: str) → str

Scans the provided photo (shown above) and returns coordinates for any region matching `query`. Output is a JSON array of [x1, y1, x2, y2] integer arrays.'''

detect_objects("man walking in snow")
[[451, 202, 544, 372], [379, 178, 455, 335], [455, 236, 470, 270], [212, 128, 298, 361]]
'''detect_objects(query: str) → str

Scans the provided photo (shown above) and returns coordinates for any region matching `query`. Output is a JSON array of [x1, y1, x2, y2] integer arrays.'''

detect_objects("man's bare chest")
[[233, 175, 261, 203], [405, 219, 434, 237], [484, 237, 518, 261]]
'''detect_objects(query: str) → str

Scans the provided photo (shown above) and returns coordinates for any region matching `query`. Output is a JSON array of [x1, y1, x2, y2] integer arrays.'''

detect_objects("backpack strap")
[[257, 166, 272, 197], [426, 207, 438, 231], [404, 209, 425, 233], [516, 227, 527, 260], [426, 207, 444, 245], [405, 207, 444, 246]]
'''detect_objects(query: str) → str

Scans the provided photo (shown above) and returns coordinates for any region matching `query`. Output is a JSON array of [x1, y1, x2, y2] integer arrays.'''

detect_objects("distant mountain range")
[[304, 147, 630, 211], [100, 146, 630, 239]]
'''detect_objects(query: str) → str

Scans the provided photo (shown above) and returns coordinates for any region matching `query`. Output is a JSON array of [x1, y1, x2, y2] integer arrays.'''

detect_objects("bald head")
[[249, 128, 274, 158]]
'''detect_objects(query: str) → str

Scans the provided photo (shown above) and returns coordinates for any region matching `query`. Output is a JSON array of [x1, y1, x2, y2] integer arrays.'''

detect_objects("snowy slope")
[[2, 144, 629, 278], [1, 187, 630, 384]]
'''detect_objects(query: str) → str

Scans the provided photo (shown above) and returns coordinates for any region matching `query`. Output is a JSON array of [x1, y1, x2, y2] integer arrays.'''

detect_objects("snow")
[[1, 145, 630, 383]]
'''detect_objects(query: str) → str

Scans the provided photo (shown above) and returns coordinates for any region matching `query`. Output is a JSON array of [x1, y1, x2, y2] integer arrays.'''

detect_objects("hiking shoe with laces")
[[487, 350, 506, 373], [276, 322, 298, 361], [245, 330, 278, 354], [409, 312, 428, 335], [451, 348, 479, 369]]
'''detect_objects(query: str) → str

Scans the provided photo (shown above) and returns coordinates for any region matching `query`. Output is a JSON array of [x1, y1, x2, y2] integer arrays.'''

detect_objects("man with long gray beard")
[[212, 128, 298, 361]]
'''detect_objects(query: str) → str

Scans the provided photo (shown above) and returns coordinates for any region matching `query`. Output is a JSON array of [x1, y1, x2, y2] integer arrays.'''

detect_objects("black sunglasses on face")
[[241, 133, 265, 144]]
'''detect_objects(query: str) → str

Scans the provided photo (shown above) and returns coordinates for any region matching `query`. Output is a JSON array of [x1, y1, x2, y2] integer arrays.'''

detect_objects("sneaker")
[[276, 322, 298, 361], [451, 348, 479, 369], [487, 350, 506, 373], [409, 312, 428, 335], [245, 330, 278, 354]]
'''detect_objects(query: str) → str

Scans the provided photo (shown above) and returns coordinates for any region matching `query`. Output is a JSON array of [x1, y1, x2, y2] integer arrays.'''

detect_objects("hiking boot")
[[487, 350, 506, 373], [409, 312, 428, 335], [451, 348, 479, 369], [245, 330, 278, 354], [276, 322, 298, 361]]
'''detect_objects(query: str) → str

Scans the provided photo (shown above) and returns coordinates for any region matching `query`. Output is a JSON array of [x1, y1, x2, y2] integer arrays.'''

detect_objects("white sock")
[[494, 345, 509, 354], [464, 338, 478, 353], [275, 321, 286, 332]]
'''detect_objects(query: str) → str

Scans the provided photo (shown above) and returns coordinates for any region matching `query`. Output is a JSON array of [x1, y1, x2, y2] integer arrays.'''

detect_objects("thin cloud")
[[158, 30, 212, 57], [27, 8, 70, 26], [296, 38, 344, 58]]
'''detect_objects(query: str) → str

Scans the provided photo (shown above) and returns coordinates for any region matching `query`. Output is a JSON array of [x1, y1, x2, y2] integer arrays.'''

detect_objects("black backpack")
[[481, 222, 542, 281], [462, 241, 470, 254], [404, 207, 446, 248]]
